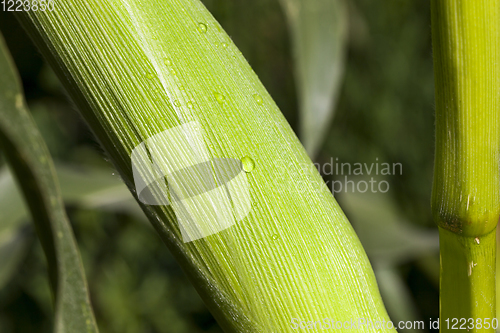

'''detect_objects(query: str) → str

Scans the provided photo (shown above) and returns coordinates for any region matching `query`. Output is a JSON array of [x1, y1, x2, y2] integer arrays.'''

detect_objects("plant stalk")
[[430, 0, 500, 331], [439, 228, 496, 330]]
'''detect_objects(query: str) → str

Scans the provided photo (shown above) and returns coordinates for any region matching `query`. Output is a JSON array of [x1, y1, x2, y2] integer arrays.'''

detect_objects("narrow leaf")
[[0, 163, 143, 290], [0, 33, 98, 333], [279, 0, 348, 158], [374, 265, 420, 332], [338, 190, 439, 264], [0, 225, 29, 290]]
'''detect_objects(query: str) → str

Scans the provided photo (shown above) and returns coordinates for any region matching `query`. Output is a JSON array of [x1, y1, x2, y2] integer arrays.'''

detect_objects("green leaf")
[[0, 167, 30, 290], [0, 164, 29, 231], [0, 227, 29, 291], [17, 1, 393, 330], [0, 163, 144, 291], [338, 188, 439, 264], [374, 265, 420, 332], [0, 33, 98, 333], [279, 0, 348, 158], [0, 162, 143, 228], [56, 164, 143, 218], [338, 188, 436, 329]]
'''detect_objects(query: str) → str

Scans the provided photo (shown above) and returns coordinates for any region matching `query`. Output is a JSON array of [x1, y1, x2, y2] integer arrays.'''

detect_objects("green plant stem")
[[439, 228, 495, 331], [430, 1, 500, 331]]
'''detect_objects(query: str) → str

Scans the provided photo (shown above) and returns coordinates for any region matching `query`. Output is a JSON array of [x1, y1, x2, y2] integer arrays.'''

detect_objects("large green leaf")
[[279, 0, 348, 158], [0, 33, 98, 333], [17, 0, 393, 330]]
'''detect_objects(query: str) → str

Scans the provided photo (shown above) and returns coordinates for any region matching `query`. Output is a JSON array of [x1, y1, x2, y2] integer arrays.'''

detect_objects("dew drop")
[[170, 68, 177, 75], [187, 101, 194, 109], [173, 100, 181, 107], [253, 94, 263, 105], [214, 92, 225, 104], [164, 58, 172, 66], [179, 85, 185, 91], [222, 42, 228, 48], [272, 234, 279, 240], [146, 73, 154, 80], [241, 156, 255, 172], [198, 22, 207, 33]]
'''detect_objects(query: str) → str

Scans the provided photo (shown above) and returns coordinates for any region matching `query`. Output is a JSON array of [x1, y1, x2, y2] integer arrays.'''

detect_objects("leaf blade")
[[16, 1, 394, 330], [0, 33, 98, 333], [279, 0, 348, 158]]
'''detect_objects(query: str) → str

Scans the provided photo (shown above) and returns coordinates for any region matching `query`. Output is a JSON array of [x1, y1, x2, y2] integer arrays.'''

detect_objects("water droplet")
[[198, 23, 207, 33], [179, 85, 185, 91], [253, 94, 263, 105], [164, 58, 172, 66], [222, 42, 228, 48], [154, 88, 159, 94], [241, 156, 255, 172], [170, 68, 177, 75], [272, 234, 279, 240], [187, 101, 194, 109], [173, 100, 181, 107], [146, 73, 154, 80], [214, 92, 225, 104]]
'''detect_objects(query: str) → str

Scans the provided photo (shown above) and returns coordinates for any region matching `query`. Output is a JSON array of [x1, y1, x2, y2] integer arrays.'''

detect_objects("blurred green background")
[[0, 0, 440, 332]]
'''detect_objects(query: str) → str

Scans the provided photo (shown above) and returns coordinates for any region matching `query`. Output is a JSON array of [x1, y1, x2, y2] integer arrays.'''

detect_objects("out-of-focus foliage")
[[0, 33, 98, 332], [279, 0, 348, 158], [338, 189, 438, 331], [0, 0, 441, 332]]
